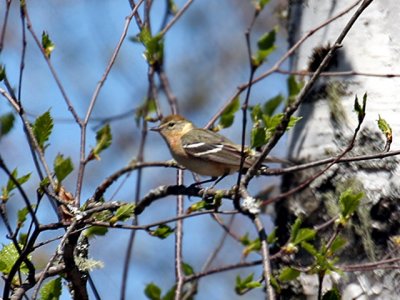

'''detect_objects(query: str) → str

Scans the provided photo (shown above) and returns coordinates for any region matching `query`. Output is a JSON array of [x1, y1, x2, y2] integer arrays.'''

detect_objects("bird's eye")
[[168, 122, 175, 128]]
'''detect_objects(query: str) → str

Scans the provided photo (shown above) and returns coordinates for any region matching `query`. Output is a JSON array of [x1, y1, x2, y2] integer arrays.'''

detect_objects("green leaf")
[[263, 114, 302, 133], [0, 64, 5, 81], [39, 277, 62, 300], [322, 287, 341, 300], [41, 31, 55, 58], [187, 200, 207, 213], [269, 276, 281, 294], [354, 93, 367, 124], [250, 104, 263, 122], [301, 241, 318, 256], [149, 224, 174, 239], [219, 97, 240, 129], [267, 228, 277, 244], [257, 0, 271, 11], [91, 124, 112, 160], [145, 282, 162, 300], [54, 154, 74, 183], [251, 125, 266, 148], [139, 28, 164, 66], [83, 226, 108, 238], [377, 115, 392, 146], [135, 98, 157, 126], [0, 113, 15, 138], [288, 75, 302, 97], [110, 203, 135, 224], [167, 0, 178, 14], [17, 205, 36, 228], [182, 262, 194, 276], [289, 218, 302, 242], [242, 238, 261, 257], [257, 28, 276, 51], [293, 228, 316, 245], [0, 243, 30, 275], [263, 95, 283, 116], [235, 273, 262, 294], [2, 169, 31, 202], [162, 286, 175, 300], [253, 29, 276, 67], [33, 111, 53, 151], [339, 189, 363, 219], [330, 235, 347, 254], [279, 267, 300, 282]]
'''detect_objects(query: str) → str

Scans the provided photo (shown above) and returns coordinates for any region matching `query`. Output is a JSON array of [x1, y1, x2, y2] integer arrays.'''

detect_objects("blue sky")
[[0, 1, 289, 299]]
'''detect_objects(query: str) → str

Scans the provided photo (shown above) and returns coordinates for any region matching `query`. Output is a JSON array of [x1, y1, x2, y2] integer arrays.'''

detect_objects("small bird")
[[151, 114, 283, 181]]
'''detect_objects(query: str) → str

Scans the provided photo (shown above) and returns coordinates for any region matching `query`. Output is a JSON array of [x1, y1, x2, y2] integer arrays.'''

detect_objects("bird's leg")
[[188, 174, 228, 202], [188, 176, 218, 189]]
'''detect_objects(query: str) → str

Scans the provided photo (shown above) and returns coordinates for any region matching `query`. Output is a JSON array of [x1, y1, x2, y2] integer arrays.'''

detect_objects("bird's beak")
[[150, 125, 161, 132]]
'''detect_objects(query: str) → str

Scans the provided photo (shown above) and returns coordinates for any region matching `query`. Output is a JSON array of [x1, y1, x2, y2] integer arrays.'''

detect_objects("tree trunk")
[[277, 1, 400, 298]]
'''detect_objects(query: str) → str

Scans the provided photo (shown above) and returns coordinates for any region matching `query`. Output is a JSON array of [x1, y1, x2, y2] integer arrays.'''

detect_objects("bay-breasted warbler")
[[151, 114, 283, 178]]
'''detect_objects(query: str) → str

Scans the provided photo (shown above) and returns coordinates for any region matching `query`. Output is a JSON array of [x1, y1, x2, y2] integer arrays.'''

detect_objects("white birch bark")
[[282, 1, 400, 298]]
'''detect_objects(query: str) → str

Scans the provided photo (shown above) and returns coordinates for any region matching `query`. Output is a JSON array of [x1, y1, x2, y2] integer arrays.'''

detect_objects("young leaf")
[[110, 203, 135, 224], [289, 217, 302, 242], [263, 95, 283, 116], [139, 28, 164, 66], [91, 124, 112, 160], [33, 111, 53, 151], [0, 113, 15, 138], [301, 241, 318, 256], [250, 104, 263, 122], [148, 224, 174, 239], [2, 169, 31, 202], [251, 125, 266, 148], [339, 189, 363, 220], [186, 200, 207, 213], [329, 235, 347, 254], [354, 93, 367, 124], [242, 238, 261, 257], [322, 288, 341, 300], [253, 28, 276, 67], [292, 228, 316, 245], [135, 98, 157, 126], [219, 97, 240, 129], [182, 262, 194, 276], [54, 154, 74, 183], [83, 226, 108, 238], [377, 115, 392, 149], [39, 277, 62, 300], [167, 0, 178, 14], [279, 267, 300, 282], [41, 31, 55, 58], [256, 0, 271, 11], [145, 283, 162, 300], [235, 273, 262, 294], [287, 76, 304, 103], [17, 205, 36, 228], [267, 228, 277, 244], [162, 286, 175, 300], [0, 243, 30, 275], [0, 64, 5, 81]]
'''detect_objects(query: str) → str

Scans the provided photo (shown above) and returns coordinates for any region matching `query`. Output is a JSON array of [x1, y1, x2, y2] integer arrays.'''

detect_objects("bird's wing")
[[181, 129, 246, 166]]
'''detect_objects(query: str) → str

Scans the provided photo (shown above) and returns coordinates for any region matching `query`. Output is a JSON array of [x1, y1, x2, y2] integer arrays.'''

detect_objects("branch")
[[241, 0, 374, 187]]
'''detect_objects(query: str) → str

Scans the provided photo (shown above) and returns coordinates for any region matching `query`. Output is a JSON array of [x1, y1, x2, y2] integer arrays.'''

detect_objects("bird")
[[151, 114, 285, 184]]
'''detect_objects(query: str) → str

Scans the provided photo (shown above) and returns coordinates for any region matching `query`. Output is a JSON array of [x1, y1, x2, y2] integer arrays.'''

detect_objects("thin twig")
[[75, 0, 145, 204], [159, 0, 195, 37], [205, 0, 362, 129], [241, 0, 374, 187], [174, 170, 185, 300], [254, 216, 275, 300]]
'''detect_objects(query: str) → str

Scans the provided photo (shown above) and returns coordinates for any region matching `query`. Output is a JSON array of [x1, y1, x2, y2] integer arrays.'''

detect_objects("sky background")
[[0, 0, 289, 299]]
